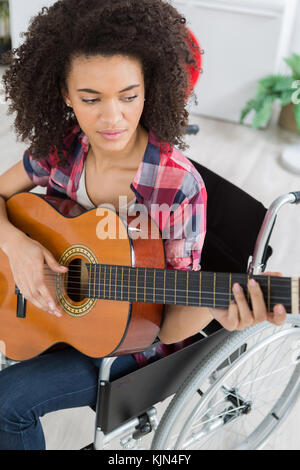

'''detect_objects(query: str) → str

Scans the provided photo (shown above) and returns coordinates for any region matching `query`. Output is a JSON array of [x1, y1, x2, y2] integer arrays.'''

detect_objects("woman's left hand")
[[209, 272, 287, 331]]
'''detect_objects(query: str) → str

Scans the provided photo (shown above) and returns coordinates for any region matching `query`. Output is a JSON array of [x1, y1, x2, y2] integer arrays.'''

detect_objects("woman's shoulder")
[[149, 129, 205, 194], [40, 124, 85, 169], [162, 143, 206, 201]]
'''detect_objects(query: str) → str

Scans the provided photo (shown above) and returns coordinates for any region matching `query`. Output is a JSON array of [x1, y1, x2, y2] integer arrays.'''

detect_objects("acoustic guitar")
[[0, 193, 298, 361]]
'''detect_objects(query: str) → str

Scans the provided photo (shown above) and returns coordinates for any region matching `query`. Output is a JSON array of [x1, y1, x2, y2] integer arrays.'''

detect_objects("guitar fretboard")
[[84, 264, 297, 312]]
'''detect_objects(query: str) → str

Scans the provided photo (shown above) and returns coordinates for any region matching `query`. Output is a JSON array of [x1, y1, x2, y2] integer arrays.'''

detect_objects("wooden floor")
[[0, 66, 299, 449]]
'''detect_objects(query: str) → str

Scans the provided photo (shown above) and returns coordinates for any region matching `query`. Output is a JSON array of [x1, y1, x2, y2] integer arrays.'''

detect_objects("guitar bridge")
[[15, 285, 27, 318]]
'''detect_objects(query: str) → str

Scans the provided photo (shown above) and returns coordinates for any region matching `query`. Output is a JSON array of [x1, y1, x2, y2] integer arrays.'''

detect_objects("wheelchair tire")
[[151, 315, 300, 450]]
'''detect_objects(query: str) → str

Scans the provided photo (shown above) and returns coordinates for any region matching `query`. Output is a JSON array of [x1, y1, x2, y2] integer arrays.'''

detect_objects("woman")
[[0, 0, 286, 450]]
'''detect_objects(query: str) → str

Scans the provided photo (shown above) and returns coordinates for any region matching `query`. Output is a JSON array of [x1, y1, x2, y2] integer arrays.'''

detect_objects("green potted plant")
[[240, 52, 300, 133], [0, 0, 11, 65]]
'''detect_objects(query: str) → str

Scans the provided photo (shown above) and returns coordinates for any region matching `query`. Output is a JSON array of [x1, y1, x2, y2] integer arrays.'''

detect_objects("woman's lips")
[[98, 130, 126, 140]]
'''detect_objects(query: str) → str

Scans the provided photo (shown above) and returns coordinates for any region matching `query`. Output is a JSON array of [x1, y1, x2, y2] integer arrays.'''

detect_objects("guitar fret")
[[247, 274, 250, 304], [268, 275, 270, 312], [213, 272, 216, 308], [93, 264, 96, 299], [128, 268, 130, 301], [229, 273, 232, 303], [109, 266, 112, 299], [144, 268, 147, 303], [88, 264, 91, 299], [186, 271, 189, 306], [93, 264, 97, 299], [199, 271, 202, 306], [164, 270, 166, 304], [115, 266, 117, 300], [175, 270, 177, 305], [121, 266, 124, 301], [99, 264, 101, 299], [153, 269, 156, 303], [136, 268, 138, 301]]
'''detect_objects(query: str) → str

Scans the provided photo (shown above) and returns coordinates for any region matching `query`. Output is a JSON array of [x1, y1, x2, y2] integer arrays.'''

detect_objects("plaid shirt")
[[23, 125, 207, 367]]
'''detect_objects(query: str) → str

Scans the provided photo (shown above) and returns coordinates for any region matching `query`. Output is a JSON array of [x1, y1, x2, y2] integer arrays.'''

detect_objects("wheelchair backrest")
[[189, 159, 268, 273]]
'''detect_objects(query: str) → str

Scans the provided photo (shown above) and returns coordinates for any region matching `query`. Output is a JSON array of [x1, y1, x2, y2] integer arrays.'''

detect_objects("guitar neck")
[[85, 264, 299, 314]]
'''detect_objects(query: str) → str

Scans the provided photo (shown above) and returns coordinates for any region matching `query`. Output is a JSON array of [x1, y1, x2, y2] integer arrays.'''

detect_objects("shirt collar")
[[75, 127, 171, 201]]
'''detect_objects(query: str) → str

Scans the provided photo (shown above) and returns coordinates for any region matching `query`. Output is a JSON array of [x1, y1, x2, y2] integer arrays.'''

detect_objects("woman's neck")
[[87, 125, 148, 173]]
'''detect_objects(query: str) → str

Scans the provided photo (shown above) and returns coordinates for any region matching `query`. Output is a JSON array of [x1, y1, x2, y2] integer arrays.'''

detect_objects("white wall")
[[8, 0, 300, 123], [290, 0, 300, 54], [173, 0, 299, 122], [9, 0, 55, 49]]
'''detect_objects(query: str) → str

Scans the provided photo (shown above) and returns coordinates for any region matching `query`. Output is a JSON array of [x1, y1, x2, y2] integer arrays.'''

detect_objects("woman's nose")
[[100, 99, 123, 123]]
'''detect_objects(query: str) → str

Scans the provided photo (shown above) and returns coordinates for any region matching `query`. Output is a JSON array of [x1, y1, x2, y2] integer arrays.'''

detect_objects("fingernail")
[[48, 302, 55, 311], [276, 304, 285, 315], [233, 283, 241, 293], [249, 278, 256, 287]]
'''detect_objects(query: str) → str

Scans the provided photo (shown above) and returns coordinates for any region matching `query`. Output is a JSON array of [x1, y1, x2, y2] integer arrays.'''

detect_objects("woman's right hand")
[[2, 232, 68, 317]]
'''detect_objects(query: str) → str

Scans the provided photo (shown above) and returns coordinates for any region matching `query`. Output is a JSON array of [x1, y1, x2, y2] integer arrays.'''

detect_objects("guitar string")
[[38, 277, 292, 304], [41, 267, 292, 284], [41, 276, 292, 294], [40, 266, 293, 303], [41, 271, 292, 290], [42, 272, 293, 287], [40, 262, 291, 277], [41, 264, 292, 279]]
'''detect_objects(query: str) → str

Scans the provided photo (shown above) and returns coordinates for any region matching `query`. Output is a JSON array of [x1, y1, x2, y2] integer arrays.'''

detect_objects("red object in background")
[[185, 28, 202, 97]]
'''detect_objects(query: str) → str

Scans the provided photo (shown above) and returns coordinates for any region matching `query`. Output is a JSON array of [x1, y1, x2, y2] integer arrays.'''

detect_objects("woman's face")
[[63, 54, 146, 153]]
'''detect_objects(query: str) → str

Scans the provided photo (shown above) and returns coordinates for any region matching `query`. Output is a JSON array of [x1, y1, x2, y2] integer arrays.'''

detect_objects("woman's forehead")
[[66, 54, 144, 90], [69, 54, 143, 76]]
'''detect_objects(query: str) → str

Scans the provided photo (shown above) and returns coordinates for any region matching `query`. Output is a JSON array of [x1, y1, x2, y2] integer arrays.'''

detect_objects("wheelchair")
[[78, 152, 299, 451]]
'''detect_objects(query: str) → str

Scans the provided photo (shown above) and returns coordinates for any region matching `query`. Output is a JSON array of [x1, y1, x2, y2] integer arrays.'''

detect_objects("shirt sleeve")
[[23, 149, 52, 187], [163, 184, 207, 271]]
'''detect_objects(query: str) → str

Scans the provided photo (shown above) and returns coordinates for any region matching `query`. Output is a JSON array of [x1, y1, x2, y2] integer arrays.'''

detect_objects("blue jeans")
[[0, 347, 139, 450]]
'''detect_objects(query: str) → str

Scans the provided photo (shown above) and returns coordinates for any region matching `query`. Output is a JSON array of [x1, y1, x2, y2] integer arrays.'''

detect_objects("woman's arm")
[[158, 304, 213, 344], [0, 160, 67, 316], [0, 160, 36, 250]]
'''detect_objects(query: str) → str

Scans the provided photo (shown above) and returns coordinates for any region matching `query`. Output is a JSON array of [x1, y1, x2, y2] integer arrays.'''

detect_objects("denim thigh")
[[0, 347, 139, 430]]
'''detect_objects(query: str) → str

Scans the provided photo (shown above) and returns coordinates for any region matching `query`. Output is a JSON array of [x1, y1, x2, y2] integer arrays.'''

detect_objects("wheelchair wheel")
[[151, 315, 300, 450]]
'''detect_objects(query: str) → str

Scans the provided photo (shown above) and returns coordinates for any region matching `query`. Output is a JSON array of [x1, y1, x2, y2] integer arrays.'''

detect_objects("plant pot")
[[278, 103, 299, 133], [0, 39, 11, 65]]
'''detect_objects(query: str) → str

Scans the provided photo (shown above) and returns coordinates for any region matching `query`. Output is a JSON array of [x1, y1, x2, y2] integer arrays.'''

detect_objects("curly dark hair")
[[2, 0, 200, 166]]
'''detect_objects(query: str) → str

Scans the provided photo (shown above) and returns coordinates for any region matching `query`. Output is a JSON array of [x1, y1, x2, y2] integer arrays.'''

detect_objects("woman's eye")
[[123, 95, 138, 102], [81, 99, 99, 104], [81, 96, 138, 104]]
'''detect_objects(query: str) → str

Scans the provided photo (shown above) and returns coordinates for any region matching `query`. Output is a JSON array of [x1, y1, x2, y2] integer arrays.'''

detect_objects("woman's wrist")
[[1, 226, 27, 255]]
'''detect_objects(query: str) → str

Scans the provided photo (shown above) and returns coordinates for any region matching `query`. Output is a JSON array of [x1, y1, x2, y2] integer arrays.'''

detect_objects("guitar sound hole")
[[65, 258, 89, 302]]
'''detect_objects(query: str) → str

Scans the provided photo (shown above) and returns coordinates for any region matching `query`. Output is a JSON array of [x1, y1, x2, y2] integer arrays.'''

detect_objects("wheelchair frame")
[[88, 160, 300, 450]]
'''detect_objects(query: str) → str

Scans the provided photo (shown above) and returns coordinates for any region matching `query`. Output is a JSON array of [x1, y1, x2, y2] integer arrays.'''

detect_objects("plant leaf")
[[252, 96, 274, 129], [293, 103, 300, 133], [240, 96, 265, 123], [280, 89, 293, 107], [258, 75, 294, 95], [284, 53, 300, 80]]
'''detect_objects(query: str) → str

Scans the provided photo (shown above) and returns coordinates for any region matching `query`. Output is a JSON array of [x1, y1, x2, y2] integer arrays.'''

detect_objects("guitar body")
[[0, 193, 164, 361]]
